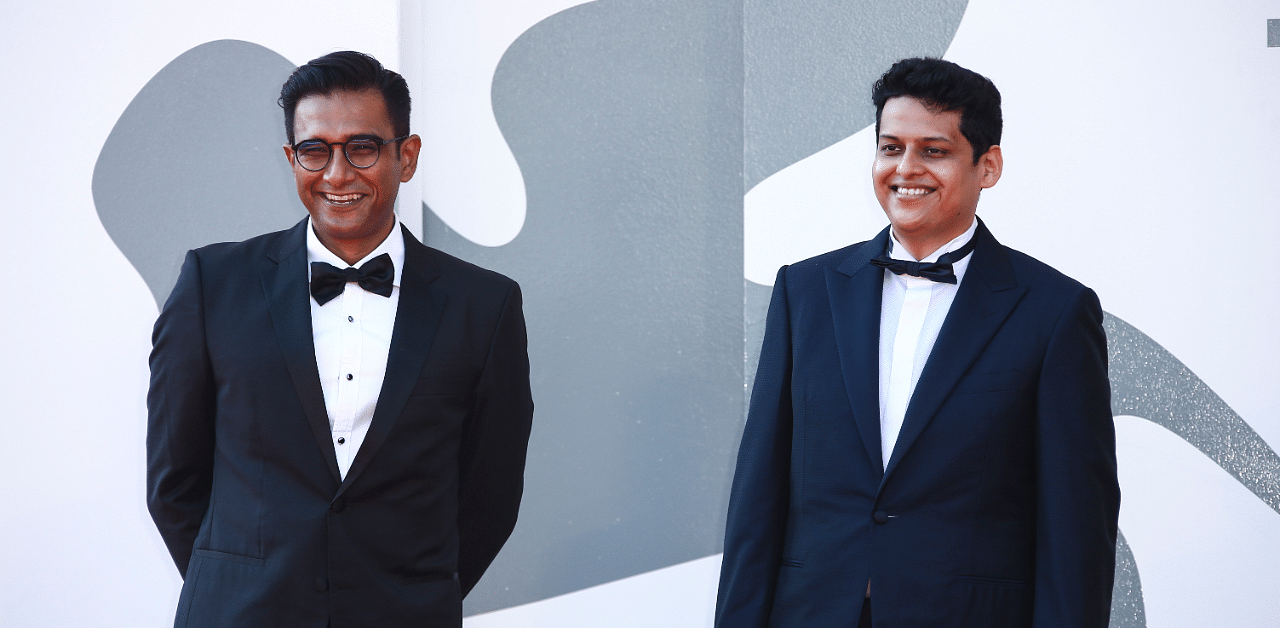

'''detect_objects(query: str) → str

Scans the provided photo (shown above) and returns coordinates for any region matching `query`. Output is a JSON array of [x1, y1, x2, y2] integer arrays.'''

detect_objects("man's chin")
[[312, 211, 395, 243]]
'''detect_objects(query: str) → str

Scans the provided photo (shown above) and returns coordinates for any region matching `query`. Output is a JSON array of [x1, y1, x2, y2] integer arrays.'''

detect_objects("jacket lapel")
[[827, 227, 892, 470], [337, 226, 445, 497], [261, 219, 342, 485], [881, 220, 1026, 480]]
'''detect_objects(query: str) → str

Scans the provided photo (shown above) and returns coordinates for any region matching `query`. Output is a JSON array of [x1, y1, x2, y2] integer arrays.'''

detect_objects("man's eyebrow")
[[297, 133, 385, 143], [878, 133, 955, 143]]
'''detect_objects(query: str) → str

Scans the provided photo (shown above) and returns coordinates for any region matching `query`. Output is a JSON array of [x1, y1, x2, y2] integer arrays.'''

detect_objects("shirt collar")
[[305, 216, 405, 287], [889, 216, 979, 263]]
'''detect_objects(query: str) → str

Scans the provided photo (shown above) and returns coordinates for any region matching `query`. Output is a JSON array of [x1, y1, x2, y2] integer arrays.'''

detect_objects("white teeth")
[[895, 187, 930, 196], [325, 193, 361, 202]]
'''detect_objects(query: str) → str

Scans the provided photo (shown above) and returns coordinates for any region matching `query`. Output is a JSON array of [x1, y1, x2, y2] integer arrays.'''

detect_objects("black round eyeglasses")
[[290, 135, 410, 171]]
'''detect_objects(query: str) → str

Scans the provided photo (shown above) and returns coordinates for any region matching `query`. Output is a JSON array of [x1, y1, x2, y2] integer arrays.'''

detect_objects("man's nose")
[[896, 148, 925, 175], [323, 146, 357, 182]]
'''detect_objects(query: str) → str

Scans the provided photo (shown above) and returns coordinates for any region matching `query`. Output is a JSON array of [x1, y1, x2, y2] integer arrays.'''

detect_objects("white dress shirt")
[[307, 218, 403, 479], [877, 218, 978, 469]]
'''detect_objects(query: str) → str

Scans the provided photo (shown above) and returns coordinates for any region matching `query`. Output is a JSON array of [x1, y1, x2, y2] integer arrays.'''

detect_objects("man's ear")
[[979, 145, 1003, 189], [282, 144, 295, 167], [398, 134, 422, 182]]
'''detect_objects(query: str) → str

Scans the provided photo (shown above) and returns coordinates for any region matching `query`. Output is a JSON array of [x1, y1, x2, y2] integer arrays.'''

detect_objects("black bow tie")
[[310, 253, 395, 305], [869, 235, 977, 284]]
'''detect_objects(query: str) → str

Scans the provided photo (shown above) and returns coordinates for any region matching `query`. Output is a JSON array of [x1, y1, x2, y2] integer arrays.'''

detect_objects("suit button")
[[331, 498, 346, 513], [873, 510, 889, 524], [314, 578, 328, 592]]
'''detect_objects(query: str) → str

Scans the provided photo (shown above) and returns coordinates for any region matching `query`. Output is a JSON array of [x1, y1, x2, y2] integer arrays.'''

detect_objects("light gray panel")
[[1103, 311, 1280, 626], [744, 0, 968, 191], [422, 0, 745, 614], [1109, 530, 1147, 628], [93, 40, 302, 306], [1106, 312, 1280, 514], [744, 278, 773, 418]]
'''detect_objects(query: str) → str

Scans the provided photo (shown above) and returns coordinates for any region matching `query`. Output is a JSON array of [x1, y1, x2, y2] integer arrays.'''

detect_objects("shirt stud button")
[[337, 437, 345, 444], [348, 316, 354, 322], [346, 374, 353, 380]]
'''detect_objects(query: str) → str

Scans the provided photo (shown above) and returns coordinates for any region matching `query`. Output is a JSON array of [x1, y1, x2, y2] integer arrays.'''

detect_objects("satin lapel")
[[828, 227, 892, 469], [261, 219, 342, 484], [337, 226, 444, 497], [882, 222, 1026, 481]]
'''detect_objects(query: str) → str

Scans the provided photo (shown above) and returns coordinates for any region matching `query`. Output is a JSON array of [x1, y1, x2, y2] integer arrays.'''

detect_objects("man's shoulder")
[[415, 242, 518, 292], [790, 240, 872, 272], [407, 244, 523, 320], [187, 222, 302, 268], [771, 236, 881, 289], [997, 242, 1092, 296]]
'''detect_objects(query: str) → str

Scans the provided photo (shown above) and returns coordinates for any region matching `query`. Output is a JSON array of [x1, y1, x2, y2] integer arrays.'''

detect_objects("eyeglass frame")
[[288, 134, 411, 172]]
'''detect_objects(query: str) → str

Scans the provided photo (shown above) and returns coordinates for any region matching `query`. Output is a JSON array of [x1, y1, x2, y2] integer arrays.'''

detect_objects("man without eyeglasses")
[[716, 57, 1119, 628], [147, 51, 534, 627]]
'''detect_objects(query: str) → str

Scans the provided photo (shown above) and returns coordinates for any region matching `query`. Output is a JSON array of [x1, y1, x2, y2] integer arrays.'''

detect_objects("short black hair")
[[872, 57, 1001, 163], [278, 51, 411, 145]]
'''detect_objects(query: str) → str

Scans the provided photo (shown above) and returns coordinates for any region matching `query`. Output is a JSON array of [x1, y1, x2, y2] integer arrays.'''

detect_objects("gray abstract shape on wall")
[[1109, 531, 1147, 628], [1106, 313, 1280, 514], [744, 279, 773, 417], [745, 0, 968, 191], [94, 40, 302, 307], [427, 0, 744, 614], [1100, 312, 1280, 627]]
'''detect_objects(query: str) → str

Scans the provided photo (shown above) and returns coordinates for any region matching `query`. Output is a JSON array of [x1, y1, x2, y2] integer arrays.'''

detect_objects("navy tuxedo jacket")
[[717, 222, 1119, 628], [147, 219, 533, 628]]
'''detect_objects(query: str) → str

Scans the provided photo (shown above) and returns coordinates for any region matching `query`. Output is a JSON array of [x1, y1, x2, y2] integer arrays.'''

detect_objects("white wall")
[[1, 1, 1276, 626]]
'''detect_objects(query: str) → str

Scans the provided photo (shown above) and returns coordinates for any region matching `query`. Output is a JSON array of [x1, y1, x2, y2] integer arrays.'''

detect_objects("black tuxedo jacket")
[[716, 221, 1119, 628], [147, 219, 533, 628]]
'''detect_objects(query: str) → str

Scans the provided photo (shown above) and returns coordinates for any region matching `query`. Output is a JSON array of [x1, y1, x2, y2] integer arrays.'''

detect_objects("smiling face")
[[284, 89, 421, 264], [873, 96, 1002, 259]]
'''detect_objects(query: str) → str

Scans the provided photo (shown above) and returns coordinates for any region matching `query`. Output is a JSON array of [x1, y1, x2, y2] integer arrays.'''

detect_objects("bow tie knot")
[[869, 235, 977, 284], [310, 253, 395, 305]]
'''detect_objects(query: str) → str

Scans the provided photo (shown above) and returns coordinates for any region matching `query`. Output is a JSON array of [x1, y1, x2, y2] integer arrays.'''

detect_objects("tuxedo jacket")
[[147, 219, 533, 628], [716, 221, 1119, 628]]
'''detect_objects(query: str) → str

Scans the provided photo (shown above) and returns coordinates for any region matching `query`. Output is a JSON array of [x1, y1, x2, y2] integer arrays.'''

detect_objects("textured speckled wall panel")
[[421, 0, 746, 614]]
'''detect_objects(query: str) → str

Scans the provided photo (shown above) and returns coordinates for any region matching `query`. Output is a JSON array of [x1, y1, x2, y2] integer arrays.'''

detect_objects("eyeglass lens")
[[295, 139, 385, 171]]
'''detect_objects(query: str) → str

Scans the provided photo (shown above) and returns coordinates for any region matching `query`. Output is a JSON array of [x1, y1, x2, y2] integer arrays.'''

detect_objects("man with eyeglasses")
[[146, 51, 534, 627]]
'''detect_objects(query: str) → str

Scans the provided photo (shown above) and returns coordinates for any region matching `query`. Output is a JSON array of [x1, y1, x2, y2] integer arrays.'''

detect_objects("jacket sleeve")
[[715, 266, 794, 628], [1033, 286, 1120, 627], [146, 250, 216, 578], [455, 280, 535, 597]]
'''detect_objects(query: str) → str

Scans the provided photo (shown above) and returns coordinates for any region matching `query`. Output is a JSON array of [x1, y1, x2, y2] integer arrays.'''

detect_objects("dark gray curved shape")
[[431, 0, 745, 614], [745, 0, 968, 191], [1106, 313, 1280, 514], [437, 0, 975, 614], [93, 40, 302, 307], [1109, 530, 1147, 628]]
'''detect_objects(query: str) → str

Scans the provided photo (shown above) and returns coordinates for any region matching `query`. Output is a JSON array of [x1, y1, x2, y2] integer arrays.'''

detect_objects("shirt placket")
[[333, 283, 366, 475], [882, 275, 933, 468]]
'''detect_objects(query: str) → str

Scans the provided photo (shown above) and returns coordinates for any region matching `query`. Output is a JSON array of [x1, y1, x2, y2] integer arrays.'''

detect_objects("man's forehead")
[[292, 89, 393, 138], [879, 97, 963, 138]]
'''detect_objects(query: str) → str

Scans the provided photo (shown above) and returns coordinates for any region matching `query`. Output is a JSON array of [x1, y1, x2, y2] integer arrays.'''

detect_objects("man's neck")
[[890, 218, 978, 262], [891, 232, 953, 262], [315, 221, 396, 266]]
